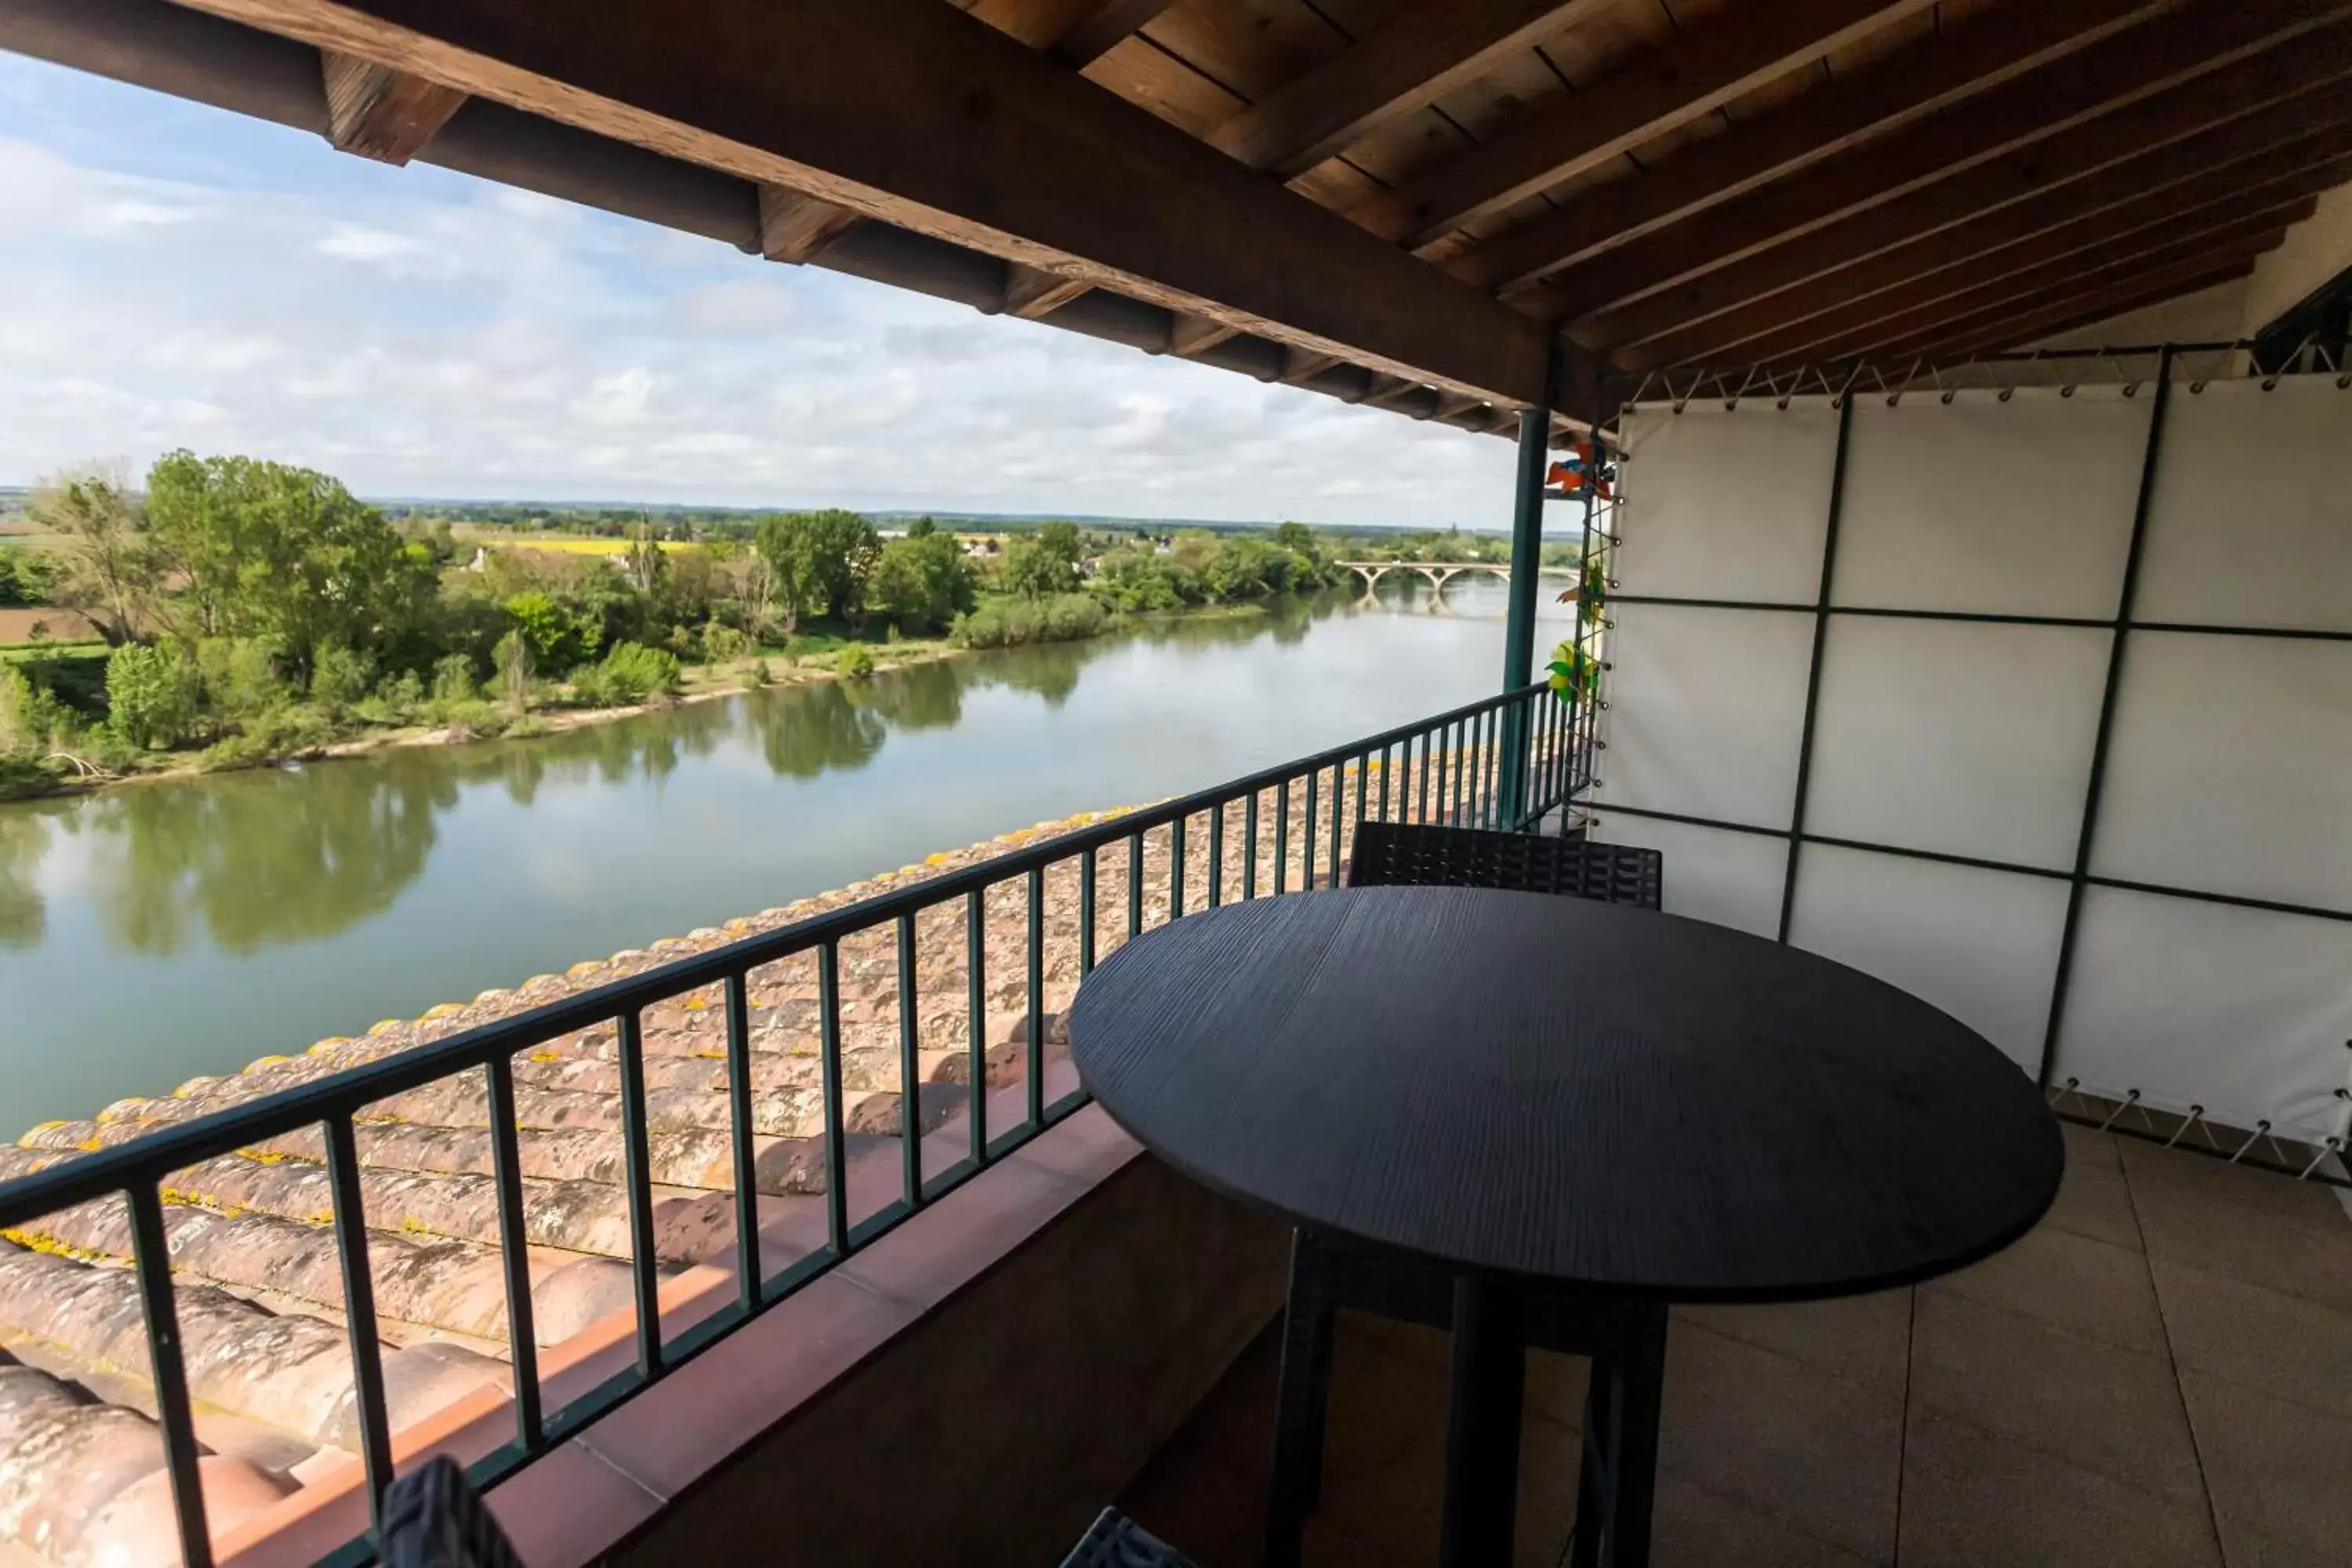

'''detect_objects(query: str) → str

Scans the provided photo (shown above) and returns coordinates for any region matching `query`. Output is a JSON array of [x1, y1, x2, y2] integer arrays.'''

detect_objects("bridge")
[[1337, 561, 1578, 599]]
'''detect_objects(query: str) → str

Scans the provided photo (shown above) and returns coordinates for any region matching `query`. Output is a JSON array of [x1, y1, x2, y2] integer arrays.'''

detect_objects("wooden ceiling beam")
[[1276, 347, 1347, 384], [1206, 0, 1597, 179], [1541, 0, 2352, 345], [1356, 0, 1941, 251], [1758, 162, 2351, 365], [180, 0, 1561, 407], [1634, 116, 2352, 369], [1052, 0, 1174, 68], [1747, 181, 2339, 368], [1002, 262, 1094, 318], [757, 182, 864, 263], [320, 48, 463, 162], [1932, 263, 2257, 359], [1898, 249, 2274, 360], [1557, 12, 2352, 352], [1164, 311, 1242, 358], [1357, 375, 1424, 409], [1447, 0, 2169, 292], [1425, 390, 1487, 424], [1817, 205, 2313, 362]]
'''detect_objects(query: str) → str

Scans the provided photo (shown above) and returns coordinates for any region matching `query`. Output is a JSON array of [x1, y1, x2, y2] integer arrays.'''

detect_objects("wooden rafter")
[[1444, 0, 2170, 293], [1353, 0, 1941, 251], [1164, 312, 1241, 358], [1557, 9, 2352, 352], [1206, 0, 1596, 179], [1722, 160, 2352, 368], [1905, 250, 2273, 359], [1002, 263, 1094, 319], [1933, 261, 2257, 358], [1276, 347, 1345, 384], [1632, 111, 2352, 369], [757, 183, 863, 263], [179, 0, 1560, 406], [1052, 0, 1173, 67], [1357, 375, 1424, 410], [1425, 390, 1486, 424], [961, 3, 1183, 320], [320, 48, 463, 163], [1817, 205, 2312, 363]]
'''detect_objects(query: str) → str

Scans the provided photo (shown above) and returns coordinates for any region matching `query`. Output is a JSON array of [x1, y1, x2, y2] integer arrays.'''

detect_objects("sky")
[[0, 51, 1523, 529]]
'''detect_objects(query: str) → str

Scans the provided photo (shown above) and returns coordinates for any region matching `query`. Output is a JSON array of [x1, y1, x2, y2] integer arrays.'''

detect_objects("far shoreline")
[[0, 600, 1277, 804]]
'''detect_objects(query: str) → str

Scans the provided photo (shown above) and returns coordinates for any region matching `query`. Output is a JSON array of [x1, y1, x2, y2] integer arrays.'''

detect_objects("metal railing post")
[[1498, 400, 1552, 826]]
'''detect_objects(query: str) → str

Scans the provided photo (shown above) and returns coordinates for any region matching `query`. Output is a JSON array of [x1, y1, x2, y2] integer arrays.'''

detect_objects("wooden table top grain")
[[1068, 885, 2062, 1303]]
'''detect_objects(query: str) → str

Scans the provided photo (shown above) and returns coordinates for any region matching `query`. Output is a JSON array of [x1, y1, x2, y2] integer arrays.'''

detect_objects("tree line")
[[0, 452, 1351, 793]]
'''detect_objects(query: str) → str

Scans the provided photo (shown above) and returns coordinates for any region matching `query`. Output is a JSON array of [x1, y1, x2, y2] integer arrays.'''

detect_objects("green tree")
[[866, 533, 977, 634], [492, 629, 535, 713], [1272, 521, 1319, 560], [501, 591, 594, 670], [754, 510, 880, 630], [622, 521, 667, 596], [0, 549, 56, 608], [1001, 528, 1083, 598], [576, 641, 681, 706], [143, 451, 435, 677], [309, 642, 374, 710], [906, 516, 938, 539], [0, 665, 71, 757], [702, 622, 752, 664], [106, 641, 202, 748], [27, 469, 163, 646], [194, 637, 289, 718], [430, 652, 477, 707]]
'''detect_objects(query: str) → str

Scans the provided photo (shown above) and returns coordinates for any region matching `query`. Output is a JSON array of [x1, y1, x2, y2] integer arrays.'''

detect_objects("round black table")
[[1068, 885, 2061, 1568]]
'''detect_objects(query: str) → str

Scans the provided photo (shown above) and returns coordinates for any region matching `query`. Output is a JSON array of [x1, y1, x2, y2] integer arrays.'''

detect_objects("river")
[[0, 579, 1565, 1127]]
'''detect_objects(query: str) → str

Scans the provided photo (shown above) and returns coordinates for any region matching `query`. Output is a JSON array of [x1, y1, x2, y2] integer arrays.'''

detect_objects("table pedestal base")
[[1265, 1229, 1669, 1568]]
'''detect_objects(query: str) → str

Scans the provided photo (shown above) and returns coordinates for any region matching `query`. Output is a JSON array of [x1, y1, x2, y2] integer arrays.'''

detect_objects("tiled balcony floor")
[[1117, 1124, 2352, 1567]]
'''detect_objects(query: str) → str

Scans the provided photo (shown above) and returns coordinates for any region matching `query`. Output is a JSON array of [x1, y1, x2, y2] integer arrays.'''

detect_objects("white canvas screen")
[[2136, 375, 2352, 632], [1788, 847, 2071, 1073], [2093, 631, 2352, 913], [1836, 387, 2149, 618], [2051, 887, 2352, 1144], [1600, 362, 2346, 1132], [1802, 618, 2111, 870], [1588, 815, 1788, 938], [1596, 602, 1813, 829], [1616, 401, 1840, 604]]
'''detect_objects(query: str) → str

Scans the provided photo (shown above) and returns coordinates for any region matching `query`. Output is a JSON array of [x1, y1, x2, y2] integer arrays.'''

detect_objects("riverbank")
[[0, 599, 1276, 803]]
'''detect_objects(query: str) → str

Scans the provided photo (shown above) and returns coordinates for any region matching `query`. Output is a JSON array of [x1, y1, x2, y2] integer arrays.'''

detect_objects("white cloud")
[[317, 221, 431, 267], [0, 56, 1524, 528]]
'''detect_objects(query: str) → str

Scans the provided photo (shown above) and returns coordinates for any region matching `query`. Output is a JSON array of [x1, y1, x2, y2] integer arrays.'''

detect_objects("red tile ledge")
[[452, 1105, 1142, 1568]]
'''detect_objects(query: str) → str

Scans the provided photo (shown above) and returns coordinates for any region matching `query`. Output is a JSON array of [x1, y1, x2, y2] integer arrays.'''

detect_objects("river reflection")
[[0, 811, 45, 951], [0, 579, 1559, 1121], [82, 764, 452, 956]]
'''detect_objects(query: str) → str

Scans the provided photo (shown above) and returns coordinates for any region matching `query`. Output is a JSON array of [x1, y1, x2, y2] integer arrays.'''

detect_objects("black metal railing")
[[0, 682, 1583, 1568]]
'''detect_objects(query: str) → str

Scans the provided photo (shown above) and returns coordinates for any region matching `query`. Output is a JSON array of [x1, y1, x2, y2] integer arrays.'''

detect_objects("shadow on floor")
[[1117, 1124, 2352, 1567]]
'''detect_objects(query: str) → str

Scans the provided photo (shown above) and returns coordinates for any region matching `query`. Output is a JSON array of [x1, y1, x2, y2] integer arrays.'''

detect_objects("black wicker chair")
[[1345, 819, 1662, 906], [1058, 1507, 1198, 1568], [1261, 821, 1665, 1567], [380, 1457, 525, 1568]]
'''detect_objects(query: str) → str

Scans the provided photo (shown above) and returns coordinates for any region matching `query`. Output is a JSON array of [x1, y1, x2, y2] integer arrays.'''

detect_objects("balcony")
[[5, 2, 2350, 1565]]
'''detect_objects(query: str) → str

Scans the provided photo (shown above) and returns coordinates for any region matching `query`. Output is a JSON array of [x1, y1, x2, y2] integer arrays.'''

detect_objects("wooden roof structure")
[[7, 0, 2349, 438]]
